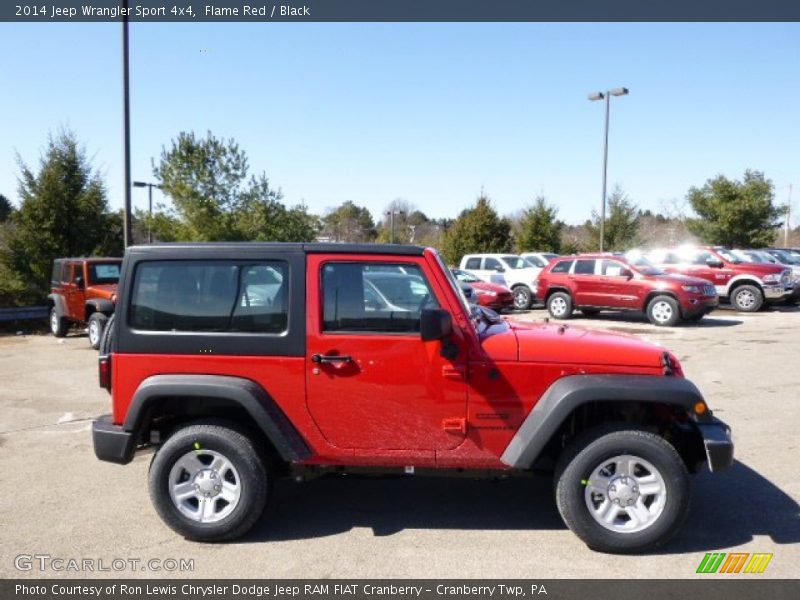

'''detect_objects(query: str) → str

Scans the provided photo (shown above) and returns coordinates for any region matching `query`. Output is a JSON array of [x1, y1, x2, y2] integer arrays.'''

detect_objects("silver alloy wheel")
[[584, 454, 667, 534], [88, 319, 101, 347], [168, 449, 242, 523], [651, 300, 673, 324], [735, 289, 756, 310], [50, 310, 59, 334], [513, 288, 528, 309], [550, 296, 567, 316]]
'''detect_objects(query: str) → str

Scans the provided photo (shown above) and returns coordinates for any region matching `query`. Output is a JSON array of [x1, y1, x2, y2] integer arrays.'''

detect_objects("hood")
[[730, 262, 786, 275], [489, 320, 666, 369], [471, 281, 512, 294], [650, 273, 714, 287], [88, 284, 118, 298]]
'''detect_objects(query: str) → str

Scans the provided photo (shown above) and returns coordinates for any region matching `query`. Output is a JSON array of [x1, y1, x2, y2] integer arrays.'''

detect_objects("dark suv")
[[537, 253, 718, 326], [93, 243, 732, 553], [48, 258, 121, 348]]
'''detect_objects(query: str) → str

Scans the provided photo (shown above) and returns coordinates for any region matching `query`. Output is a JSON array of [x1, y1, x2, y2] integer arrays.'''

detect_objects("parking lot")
[[1, 306, 798, 579]]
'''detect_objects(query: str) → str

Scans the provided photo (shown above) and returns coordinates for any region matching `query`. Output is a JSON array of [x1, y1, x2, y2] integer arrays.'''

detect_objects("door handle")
[[311, 353, 352, 364]]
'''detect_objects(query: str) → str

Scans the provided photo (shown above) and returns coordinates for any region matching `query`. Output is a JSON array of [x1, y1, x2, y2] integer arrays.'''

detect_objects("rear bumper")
[[696, 417, 734, 473], [92, 415, 136, 464]]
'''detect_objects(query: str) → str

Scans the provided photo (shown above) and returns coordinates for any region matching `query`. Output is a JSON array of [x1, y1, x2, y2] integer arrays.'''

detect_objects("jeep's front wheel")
[[149, 422, 269, 542], [646, 295, 680, 327], [87, 313, 108, 349], [50, 308, 68, 338], [555, 427, 689, 554]]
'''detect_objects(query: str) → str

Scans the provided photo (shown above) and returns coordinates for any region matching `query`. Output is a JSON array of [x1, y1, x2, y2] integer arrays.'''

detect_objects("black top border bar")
[[4, 0, 800, 22]]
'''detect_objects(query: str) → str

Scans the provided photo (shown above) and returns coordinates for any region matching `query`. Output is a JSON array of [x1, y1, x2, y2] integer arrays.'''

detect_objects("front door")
[[305, 256, 467, 451], [65, 262, 86, 319], [599, 259, 641, 309]]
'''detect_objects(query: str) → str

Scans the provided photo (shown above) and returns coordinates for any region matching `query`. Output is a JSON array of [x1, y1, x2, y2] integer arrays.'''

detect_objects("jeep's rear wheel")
[[547, 292, 573, 319], [149, 421, 269, 542], [512, 286, 534, 310], [87, 313, 108, 349], [555, 427, 689, 554], [50, 308, 68, 338], [731, 284, 763, 312], [646, 295, 680, 327]]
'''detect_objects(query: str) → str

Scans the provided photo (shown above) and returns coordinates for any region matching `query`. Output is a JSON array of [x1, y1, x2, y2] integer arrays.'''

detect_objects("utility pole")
[[786, 184, 793, 247]]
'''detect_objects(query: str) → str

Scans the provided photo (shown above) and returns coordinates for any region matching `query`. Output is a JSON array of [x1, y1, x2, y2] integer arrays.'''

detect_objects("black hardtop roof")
[[125, 242, 427, 257], [53, 257, 122, 263]]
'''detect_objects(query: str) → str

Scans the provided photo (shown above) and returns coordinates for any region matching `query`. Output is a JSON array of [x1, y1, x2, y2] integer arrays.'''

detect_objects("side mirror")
[[421, 308, 453, 341], [621, 269, 634, 279], [706, 258, 724, 268], [494, 265, 505, 273], [75, 276, 84, 288]]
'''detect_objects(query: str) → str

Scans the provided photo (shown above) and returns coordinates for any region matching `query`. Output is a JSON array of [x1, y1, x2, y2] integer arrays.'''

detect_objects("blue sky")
[[1, 22, 797, 225]]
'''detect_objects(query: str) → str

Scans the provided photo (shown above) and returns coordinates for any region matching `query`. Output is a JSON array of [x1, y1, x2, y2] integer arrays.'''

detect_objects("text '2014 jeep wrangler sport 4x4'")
[[93, 243, 733, 553]]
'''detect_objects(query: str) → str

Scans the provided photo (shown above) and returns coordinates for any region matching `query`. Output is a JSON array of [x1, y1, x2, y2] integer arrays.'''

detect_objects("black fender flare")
[[500, 374, 705, 468], [86, 298, 115, 316], [47, 293, 66, 317], [124, 374, 311, 463]]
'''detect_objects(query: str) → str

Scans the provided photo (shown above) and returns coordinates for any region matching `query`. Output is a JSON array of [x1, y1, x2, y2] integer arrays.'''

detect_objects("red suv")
[[92, 243, 732, 553], [645, 246, 792, 312], [537, 253, 718, 326], [48, 258, 121, 348]]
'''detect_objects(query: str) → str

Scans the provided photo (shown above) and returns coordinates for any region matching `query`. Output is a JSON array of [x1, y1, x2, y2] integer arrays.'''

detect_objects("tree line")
[[0, 128, 793, 306]]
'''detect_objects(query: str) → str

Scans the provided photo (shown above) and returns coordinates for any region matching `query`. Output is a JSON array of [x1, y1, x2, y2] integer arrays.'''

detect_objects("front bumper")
[[92, 414, 136, 464], [682, 296, 719, 318], [763, 284, 792, 300], [696, 417, 734, 472]]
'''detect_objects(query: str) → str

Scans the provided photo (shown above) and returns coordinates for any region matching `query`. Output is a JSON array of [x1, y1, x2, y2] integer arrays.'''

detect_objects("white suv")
[[459, 253, 541, 309]]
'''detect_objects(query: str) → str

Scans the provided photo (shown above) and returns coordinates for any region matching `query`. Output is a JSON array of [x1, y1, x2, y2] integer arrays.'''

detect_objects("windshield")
[[451, 269, 480, 283], [624, 253, 665, 275], [434, 252, 471, 315], [771, 249, 800, 265], [501, 255, 533, 269]]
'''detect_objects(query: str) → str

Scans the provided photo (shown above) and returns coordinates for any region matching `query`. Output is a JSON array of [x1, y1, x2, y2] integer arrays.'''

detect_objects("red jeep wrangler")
[[92, 243, 733, 553], [537, 253, 719, 326], [48, 258, 121, 348]]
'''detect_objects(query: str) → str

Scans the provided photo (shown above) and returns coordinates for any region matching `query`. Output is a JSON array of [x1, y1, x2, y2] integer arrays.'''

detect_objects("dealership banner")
[[4, 580, 800, 600], [3, 0, 800, 22]]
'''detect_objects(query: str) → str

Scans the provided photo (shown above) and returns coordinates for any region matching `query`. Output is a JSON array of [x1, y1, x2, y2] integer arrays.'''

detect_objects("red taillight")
[[98, 355, 111, 391]]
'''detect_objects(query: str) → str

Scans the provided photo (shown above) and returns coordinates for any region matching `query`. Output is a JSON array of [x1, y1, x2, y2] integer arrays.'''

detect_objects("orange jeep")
[[48, 258, 121, 348]]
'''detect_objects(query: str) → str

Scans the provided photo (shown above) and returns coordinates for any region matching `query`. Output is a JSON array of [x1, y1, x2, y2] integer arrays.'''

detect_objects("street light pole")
[[588, 87, 629, 253], [385, 210, 405, 244], [133, 181, 161, 244], [122, 0, 133, 248]]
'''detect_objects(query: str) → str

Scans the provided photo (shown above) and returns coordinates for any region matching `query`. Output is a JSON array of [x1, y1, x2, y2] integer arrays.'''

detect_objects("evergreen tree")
[[516, 196, 562, 253], [441, 194, 512, 265]]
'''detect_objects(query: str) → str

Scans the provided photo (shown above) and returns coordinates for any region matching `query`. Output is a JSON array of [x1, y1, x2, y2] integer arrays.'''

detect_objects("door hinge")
[[442, 417, 467, 434]]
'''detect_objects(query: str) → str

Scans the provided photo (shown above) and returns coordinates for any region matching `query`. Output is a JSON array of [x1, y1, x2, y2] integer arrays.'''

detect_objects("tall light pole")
[[588, 87, 629, 252], [133, 181, 161, 243], [122, 0, 133, 248], [385, 210, 405, 244]]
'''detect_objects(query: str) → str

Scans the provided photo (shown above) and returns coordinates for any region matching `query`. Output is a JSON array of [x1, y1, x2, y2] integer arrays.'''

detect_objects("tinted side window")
[[551, 260, 573, 274], [484, 257, 501, 270], [51, 261, 63, 284], [465, 257, 481, 270], [130, 261, 288, 334], [71, 263, 84, 283], [574, 260, 596, 275], [322, 263, 439, 334]]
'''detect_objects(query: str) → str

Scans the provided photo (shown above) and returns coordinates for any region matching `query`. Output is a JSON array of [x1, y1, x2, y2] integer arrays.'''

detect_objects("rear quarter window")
[[130, 261, 289, 334]]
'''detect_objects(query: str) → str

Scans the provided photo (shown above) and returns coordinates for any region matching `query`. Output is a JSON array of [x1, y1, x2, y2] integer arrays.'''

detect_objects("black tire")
[[580, 308, 601, 316], [730, 284, 763, 312], [547, 291, 573, 320], [149, 421, 269, 542], [554, 426, 690, 554], [512, 285, 534, 310], [98, 314, 115, 355], [686, 311, 705, 323], [49, 307, 69, 338], [87, 312, 108, 350], [646, 295, 681, 327]]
